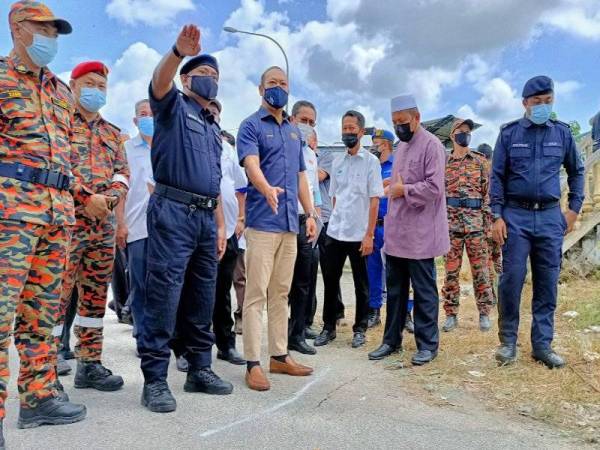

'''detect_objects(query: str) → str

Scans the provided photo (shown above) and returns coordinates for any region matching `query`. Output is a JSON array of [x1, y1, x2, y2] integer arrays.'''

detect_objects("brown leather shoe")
[[245, 366, 270, 391], [269, 356, 313, 376]]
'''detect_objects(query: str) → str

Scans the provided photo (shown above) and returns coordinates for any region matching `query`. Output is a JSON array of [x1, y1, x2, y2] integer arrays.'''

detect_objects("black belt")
[[446, 197, 482, 209], [155, 183, 218, 210], [376, 218, 385, 227], [0, 163, 70, 191], [507, 198, 559, 211]]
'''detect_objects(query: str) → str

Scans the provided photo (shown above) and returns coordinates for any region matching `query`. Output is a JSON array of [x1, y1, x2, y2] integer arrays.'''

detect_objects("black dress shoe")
[[532, 348, 565, 369], [405, 314, 414, 334], [495, 344, 517, 366], [368, 343, 400, 360], [314, 329, 336, 347], [176, 356, 189, 372], [304, 327, 319, 340], [17, 397, 86, 429], [411, 349, 437, 366], [217, 348, 246, 365], [351, 332, 366, 348], [184, 368, 233, 395], [288, 339, 317, 355], [367, 308, 381, 328], [74, 361, 124, 391], [142, 381, 176, 413]]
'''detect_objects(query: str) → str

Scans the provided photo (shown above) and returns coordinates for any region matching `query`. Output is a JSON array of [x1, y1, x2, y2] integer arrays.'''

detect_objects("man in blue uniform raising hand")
[[490, 75, 584, 369]]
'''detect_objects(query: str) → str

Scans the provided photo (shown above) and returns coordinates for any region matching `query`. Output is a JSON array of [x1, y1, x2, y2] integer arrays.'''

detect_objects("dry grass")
[[364, 265, 600, 444]]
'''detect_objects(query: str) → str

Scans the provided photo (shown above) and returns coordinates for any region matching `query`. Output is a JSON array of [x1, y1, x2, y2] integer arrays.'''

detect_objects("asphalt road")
[[4, 275, 583, 450]]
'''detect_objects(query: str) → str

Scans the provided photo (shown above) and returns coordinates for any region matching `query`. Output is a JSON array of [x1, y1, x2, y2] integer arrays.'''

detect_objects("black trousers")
[[111, 247, 129, 319], [60, 289, 78, 354], [384, 255, 439, 352], [212, 236, 239, 352], [322, 237, 369, 333], [289, 216, 316, 342], [307, 222, 344, 327]]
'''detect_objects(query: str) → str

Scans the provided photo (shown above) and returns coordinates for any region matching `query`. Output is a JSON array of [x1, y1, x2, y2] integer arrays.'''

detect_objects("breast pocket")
[[0, 96, 36, 131], [509, 145, 532, 174], [184, 117, 207, 153], [542, 144, 563, 174]]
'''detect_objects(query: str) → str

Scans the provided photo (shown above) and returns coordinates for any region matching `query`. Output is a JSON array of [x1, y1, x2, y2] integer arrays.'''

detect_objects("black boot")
[[142, 381, 176, 413], [55, 378, 69, 402], [57, 353, 72, 376], [183, 368, 233, 395], [367, 308, 381, 329], [74, 361, 124, 391], [17, 397, 86, 429]]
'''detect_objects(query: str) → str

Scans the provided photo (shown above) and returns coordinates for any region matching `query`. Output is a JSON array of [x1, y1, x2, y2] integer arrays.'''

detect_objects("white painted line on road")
[[199, 367, 332, 439]]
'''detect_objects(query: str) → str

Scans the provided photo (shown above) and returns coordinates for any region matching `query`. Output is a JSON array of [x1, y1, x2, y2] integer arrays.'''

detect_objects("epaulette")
[[103, 119, 122, 135], [551, 119, 571, 129], [500, 119, 520, 130]]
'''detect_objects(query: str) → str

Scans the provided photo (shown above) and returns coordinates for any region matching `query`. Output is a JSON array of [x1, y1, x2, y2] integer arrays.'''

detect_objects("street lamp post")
[[223, 26, 290, 113]]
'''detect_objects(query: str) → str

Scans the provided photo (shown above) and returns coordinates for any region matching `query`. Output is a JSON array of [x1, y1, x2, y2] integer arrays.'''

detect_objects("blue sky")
[[2, 0, 599, 145]]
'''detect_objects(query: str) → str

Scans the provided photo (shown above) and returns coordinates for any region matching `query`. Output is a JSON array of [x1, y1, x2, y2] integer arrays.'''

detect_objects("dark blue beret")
[[180, 54, 219, 75], [522, 75, 554, 98], [477, 143, 493, 160]]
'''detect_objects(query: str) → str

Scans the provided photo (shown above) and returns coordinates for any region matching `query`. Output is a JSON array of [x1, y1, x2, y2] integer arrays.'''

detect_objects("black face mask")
[[342, 133, 360, 149], [370, 145, 382, 158], [455, 132, 471, 148], [395, 122, 414, 143]]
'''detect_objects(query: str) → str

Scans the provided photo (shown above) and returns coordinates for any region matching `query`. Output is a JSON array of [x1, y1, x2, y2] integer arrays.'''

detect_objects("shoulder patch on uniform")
[[52, 97, 69, 110], [500, 119, 520, 129]]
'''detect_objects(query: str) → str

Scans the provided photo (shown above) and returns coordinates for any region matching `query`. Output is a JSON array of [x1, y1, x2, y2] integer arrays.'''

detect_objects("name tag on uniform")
[[544, 142, 560, 146], [73, 127, 88, 134], [511, 143, 529, 148], [186, 113, 202, 123], [0, 89, 30, 99], [266, 134, 274, 139], [52, 98, 69, 110]]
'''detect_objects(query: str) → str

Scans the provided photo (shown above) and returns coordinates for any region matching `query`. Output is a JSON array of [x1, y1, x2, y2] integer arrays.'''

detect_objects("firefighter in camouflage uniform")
[[51, 61, 129, 393], [0, 1, 88, 438], [441, 118, 494, 333]]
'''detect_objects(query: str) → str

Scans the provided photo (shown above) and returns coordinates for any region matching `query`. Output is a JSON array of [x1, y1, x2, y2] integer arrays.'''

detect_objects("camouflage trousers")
[[486, 234, 502, 304], [52, 218, 115, 364], [0, 220, 70, 416], [442, 231, 494, 316]]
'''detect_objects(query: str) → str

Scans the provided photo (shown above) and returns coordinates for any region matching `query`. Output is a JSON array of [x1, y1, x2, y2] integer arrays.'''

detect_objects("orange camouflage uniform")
[[53, 110, 129, 363], [442, 150, 494, 317], [0, 53, 86, 415]]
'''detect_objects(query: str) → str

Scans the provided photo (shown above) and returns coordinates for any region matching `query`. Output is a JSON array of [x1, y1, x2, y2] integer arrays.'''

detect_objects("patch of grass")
[[369, 272, 600, 443]]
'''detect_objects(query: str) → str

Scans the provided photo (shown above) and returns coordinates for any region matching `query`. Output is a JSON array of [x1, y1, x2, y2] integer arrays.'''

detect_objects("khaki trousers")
[[242, 228, 297, 362]]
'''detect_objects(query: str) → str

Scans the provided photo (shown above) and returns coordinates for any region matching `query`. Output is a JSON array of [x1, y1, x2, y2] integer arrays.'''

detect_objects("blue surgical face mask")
[[529, 103, 553, 125], [137, 116, 154, 137], [190, 75, 218, 100], [263, 86, 288, 109], [79, 87, 106, 113], [26, 33, 58, 68]]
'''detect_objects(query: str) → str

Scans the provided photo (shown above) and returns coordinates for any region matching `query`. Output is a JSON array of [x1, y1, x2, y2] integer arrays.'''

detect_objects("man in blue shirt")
[[237, 66, 317, 392], [491, 75, 584, 369], [139, 25, 232, 413], [366, 129, 394, 329]]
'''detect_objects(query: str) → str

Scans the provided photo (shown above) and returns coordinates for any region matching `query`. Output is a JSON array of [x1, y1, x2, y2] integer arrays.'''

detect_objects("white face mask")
[[297, 123, 314, 144]]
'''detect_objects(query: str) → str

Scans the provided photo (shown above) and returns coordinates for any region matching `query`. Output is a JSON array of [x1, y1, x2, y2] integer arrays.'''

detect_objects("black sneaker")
[[184, 368, 233, 395], [142, 381, 176, 413], [74, 361, 124, 392], [367, 308, 381, 329], [351, 332, 366, 348], [17, 397, 86, 429]]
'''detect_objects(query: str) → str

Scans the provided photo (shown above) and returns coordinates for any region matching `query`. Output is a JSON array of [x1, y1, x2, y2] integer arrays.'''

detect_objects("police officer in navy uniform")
[[139, 24, 232, 413], [490, 76, 584, 369]]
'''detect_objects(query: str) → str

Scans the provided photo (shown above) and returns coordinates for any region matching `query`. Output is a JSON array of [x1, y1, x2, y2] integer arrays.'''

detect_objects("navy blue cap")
[[477, 143, 493, 160], [180, 54, 219, 75], [522, 75, 554, 99]]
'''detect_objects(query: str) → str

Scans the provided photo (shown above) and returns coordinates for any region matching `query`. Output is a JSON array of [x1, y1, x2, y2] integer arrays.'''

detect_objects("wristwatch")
[[172, 44, 183, 59], [307, 211, 318, 220]]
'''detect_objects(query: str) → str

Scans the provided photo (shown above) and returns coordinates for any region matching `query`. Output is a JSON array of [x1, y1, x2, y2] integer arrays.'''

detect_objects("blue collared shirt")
[[378, 155, 394, 219], [490, 117, 584, 215], [149, 84, 222, 197], [237, 106, 306, 233]]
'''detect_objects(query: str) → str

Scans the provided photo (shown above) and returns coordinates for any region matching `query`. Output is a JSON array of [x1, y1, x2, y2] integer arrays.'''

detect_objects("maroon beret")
[[71, 61, 109, 80]]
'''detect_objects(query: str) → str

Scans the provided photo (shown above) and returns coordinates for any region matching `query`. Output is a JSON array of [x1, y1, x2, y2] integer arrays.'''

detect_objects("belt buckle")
[[46, 171, 59, 187]]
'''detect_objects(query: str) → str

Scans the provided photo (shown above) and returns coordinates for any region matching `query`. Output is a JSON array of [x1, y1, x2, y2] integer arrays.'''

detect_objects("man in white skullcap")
[[368, 94, 449, 366]]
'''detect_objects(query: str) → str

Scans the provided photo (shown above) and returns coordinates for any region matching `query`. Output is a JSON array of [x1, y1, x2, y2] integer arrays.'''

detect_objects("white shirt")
[[298, 144, 320, 214], [327, 149, 384, 242], [221, 141, 248, 239], [124, 134, 153, 243]]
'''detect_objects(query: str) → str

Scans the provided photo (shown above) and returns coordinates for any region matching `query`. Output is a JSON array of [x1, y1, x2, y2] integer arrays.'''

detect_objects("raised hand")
[[176, 24, 201, 57]]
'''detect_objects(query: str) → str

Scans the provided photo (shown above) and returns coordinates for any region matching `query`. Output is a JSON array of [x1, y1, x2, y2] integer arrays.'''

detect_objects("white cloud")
[[555, 80, 583, 97], [106, 0, 195, 26], [475, 78, 523, 121], [326, 0, 361, 22], [543, 0, 600, 40]]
